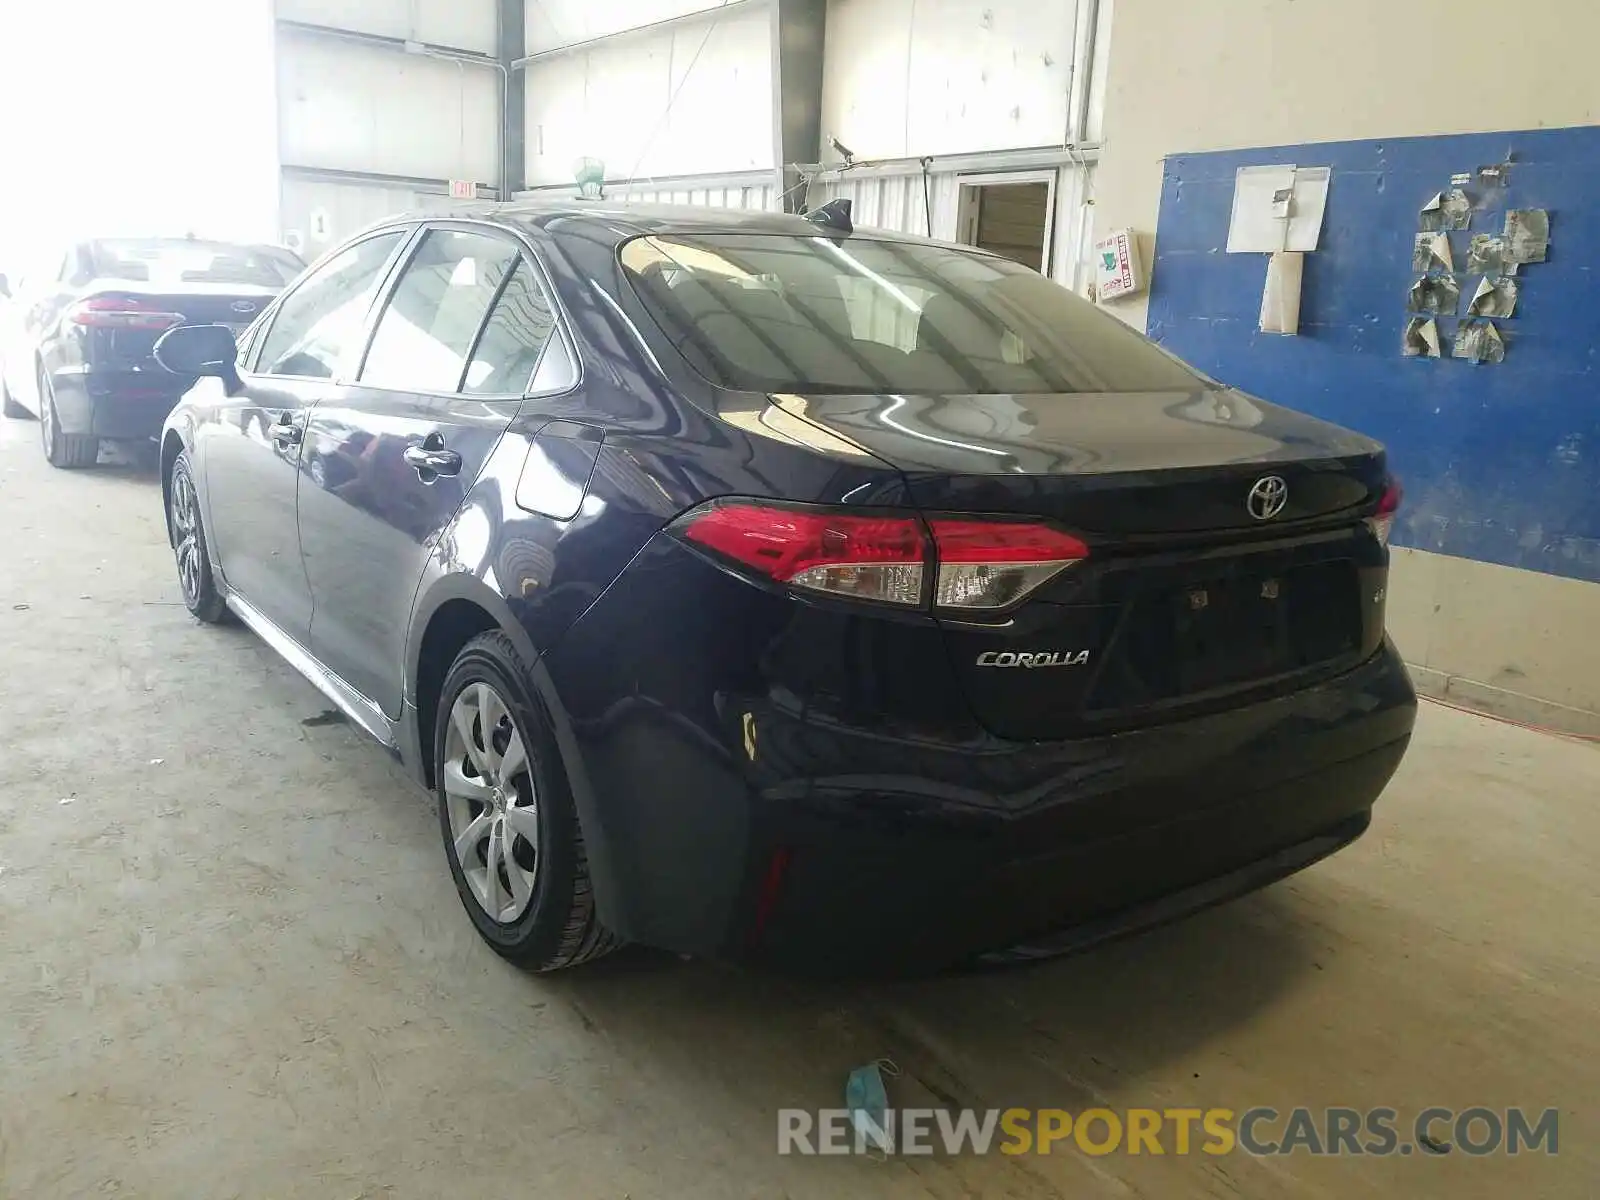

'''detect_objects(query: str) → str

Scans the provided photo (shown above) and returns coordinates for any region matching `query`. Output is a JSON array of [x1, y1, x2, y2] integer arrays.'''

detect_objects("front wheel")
[[168, 449, 229, 623], [435, 631, 618, 971]]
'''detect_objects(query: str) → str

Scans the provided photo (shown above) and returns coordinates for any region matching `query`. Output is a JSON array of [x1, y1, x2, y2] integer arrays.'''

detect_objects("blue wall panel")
[[1149, 127, 1600, 583]]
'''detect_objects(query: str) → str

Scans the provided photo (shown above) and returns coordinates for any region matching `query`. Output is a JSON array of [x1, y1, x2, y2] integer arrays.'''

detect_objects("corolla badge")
[[1247, 475, 1289, 520], [976, 650, 1091, 668], [230, 300, 258, 314]]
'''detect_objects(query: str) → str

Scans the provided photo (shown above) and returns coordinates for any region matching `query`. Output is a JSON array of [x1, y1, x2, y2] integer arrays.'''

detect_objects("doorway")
[[956, 174, 1055, 273]]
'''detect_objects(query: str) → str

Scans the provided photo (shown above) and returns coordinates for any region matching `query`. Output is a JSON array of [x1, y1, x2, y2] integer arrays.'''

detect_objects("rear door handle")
[[404, 436, 462, 478], [270, 414, 301, 445]]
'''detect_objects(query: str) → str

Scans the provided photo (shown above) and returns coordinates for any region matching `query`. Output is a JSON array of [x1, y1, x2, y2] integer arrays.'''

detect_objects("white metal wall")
[[524, 0, 728, 54], [273, 0, 499, 248], [277, 178, 482, 261], [277, 37, 499, 182], [821, 0, 1082, 160], [523, 3, 775, 188]]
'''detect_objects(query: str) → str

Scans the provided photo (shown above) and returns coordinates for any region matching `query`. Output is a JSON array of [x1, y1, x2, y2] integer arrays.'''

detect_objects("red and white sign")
[[1094, 228, 1143, 302], [448, 179, 477, 200]]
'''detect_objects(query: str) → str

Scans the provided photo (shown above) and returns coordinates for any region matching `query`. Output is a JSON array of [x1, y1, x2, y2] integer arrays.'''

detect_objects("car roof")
[[364, 199, 944, 249]]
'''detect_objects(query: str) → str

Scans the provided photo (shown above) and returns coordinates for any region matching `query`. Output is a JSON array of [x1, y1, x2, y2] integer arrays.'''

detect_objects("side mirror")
[[154, 323, 238, 378]]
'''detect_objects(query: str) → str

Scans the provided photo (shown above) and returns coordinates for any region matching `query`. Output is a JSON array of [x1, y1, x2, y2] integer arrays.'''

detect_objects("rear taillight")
[[67, 295, 185, 331], [927, 518, 1090, 610], [673, 500, 1088, 611], [1366, 478, 1402, 547], [677, 502, 926, 605]]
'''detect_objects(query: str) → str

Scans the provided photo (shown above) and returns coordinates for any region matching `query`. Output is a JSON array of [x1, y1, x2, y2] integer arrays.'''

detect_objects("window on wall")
[[359, 229, 519, 393]]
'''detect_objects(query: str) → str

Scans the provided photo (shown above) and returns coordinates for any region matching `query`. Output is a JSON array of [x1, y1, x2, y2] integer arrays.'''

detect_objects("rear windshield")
[[620, 232, 1205, 395], [89, 239, 298, 288]]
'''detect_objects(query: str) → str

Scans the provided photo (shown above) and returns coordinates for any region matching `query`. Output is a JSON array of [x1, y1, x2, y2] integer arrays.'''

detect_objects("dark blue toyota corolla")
[[154, 200, 1415, 975]]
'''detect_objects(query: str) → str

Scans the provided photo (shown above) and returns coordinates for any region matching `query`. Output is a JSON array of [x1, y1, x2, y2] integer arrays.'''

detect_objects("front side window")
[[256, 233, 405, 380], [620, 233, 1206, 396], [359, 229, 519, 393]]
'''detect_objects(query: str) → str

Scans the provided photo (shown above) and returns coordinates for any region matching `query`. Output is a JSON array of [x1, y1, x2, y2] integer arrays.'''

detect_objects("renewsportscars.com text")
[[777, 1106, 1560, 1157]]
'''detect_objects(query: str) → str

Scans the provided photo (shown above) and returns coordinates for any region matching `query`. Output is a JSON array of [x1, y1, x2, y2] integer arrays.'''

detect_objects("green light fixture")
[[574, 157, 605, 199]]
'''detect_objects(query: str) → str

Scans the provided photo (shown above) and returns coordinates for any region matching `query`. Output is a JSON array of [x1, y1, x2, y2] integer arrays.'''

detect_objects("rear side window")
[[359, 229, 519, 393], [620, 233, 1205, 395], [460, 261, 557, 395], [257, 233, 405, 379]]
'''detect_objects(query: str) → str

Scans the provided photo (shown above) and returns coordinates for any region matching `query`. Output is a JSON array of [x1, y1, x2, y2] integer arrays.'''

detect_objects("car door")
[[0, 250, 71, 413], [298, 224, 561, 716], [196, 229, 411, 643]]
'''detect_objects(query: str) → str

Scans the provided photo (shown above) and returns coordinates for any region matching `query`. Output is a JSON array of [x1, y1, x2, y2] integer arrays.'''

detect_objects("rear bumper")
[[755, 734, 1403, 975], [49, 367, 185, 440], [544, 534, 1417, 974]]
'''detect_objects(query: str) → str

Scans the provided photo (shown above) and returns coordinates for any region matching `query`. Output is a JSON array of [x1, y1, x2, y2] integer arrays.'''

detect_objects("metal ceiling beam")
[[805, 145, 1103, 182], [276, 18, 498, 66], [512, 0, 768, 69], [771, 0, 826, 213], [279, 163, 496, 200]]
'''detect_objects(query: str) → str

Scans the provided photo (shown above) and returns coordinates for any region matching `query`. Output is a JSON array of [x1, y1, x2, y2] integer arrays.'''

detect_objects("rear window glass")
[[619, 233, 1205, 395], [89, 239, 299, 288]]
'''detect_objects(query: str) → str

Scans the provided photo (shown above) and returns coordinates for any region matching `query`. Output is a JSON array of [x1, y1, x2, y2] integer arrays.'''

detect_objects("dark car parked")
[[0, 237, 300, 466], [153, 201, 1415, 975]]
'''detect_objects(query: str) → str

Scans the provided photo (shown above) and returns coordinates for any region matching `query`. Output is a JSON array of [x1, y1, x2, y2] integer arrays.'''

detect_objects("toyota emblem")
[[1247, 475, 1288, 520], [230, 300, 257, 314]]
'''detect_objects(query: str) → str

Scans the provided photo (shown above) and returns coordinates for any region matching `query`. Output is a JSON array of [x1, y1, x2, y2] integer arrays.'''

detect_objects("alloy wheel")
[[443, 681, 540, 923], [170, 466, 202, 605]]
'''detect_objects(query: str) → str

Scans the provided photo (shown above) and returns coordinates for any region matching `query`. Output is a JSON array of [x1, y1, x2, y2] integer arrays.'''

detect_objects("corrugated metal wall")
[[279, 179, 482, 258], [515, 176, 781, 210], [809, 172, 958, 241], [811, 164, 1097, 292], [822, 0, 1081, 161], [523, 3, 775, 188]]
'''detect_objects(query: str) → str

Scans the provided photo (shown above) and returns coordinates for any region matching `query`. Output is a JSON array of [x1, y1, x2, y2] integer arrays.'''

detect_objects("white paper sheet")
[[1227, 166, 1331, 254]]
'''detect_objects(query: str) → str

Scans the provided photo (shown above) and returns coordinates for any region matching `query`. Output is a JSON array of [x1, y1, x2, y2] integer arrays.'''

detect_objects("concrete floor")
[[0, 414, 1595, 1200]]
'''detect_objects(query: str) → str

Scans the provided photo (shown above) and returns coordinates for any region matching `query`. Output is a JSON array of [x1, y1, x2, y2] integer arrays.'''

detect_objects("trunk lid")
[[772, 387, 1391, 741], [770, 388, 1386, 535], [81, 280, 279, 372]]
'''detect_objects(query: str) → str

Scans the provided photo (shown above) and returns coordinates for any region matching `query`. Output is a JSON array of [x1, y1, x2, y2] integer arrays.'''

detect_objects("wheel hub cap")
[[442, 682, 539, 924], [170, 471, 202, 604]]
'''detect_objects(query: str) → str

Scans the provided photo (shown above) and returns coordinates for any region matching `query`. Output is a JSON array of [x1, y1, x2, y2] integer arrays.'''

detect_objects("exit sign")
[[448, 179, 477, 200]]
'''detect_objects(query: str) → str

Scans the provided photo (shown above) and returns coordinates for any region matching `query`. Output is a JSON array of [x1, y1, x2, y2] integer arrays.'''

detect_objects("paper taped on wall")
[[1227, 165, 1330, 253], [1467, 234, 1506, 274], [1468, 275, 1519, 318], [1504, 209, 1550, 263], [1452, 319, 1506, 364], [1402, 316, 1442, 358], [1412, 231, 1453, 273], [1408, 274, 1460, 315], [1258, 251, 1303, 334]]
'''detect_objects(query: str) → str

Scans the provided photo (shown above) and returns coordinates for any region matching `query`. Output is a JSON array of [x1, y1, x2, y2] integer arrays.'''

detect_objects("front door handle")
[[404, 435, 462, 478], [270, 414, 302, 445]]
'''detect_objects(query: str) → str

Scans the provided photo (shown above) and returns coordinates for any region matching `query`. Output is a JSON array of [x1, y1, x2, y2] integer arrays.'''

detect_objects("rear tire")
[[167, 450, 229, 624], [38, 368, 99, 468], [435, 631, 619, 971]]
